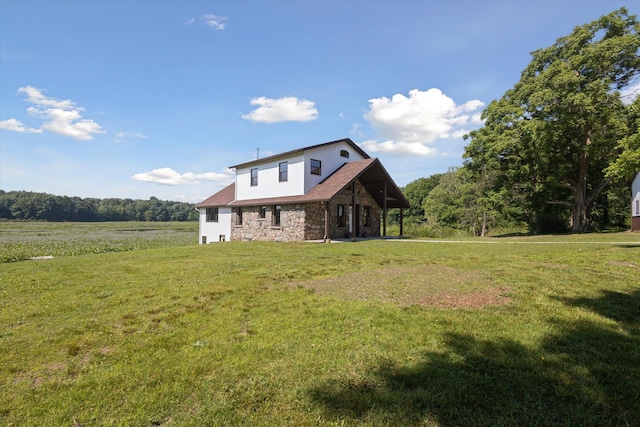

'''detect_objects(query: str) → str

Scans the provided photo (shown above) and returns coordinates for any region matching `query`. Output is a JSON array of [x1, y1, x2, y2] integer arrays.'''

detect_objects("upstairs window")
[[272, 205, 281, 226], [340, 150, 349, 158], [250, 168, 258, 186], [279, 162, 288, 182], [206, 207, 218, 222], [636, 199, 639, 215], [310, 159, 321, 176]]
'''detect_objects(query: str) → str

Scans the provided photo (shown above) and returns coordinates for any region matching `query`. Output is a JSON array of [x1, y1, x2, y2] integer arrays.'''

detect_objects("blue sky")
[[1, 1, 638, 202]]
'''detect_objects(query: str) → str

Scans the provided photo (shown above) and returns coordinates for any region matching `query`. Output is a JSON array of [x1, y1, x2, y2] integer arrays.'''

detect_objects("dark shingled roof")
[[196, 158, 410, 209], [195, 183, 235, 208]]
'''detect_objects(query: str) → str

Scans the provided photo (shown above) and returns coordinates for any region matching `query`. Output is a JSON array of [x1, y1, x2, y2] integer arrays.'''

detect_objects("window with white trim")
[[279, 162, 288, 182]]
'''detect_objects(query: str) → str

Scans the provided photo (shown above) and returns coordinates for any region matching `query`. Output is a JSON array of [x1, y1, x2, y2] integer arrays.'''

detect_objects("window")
[[206, 207, 218, 222], [259, 205, 267, 219], [340, 149, 349, 158], [236, 207, 243, 226], [310, 159, 321, 175], [250, 168, 258, 186], [636, 199, 639, 215], [337, 204, 346, 227], [272, 205, 281, 226], [363, 206, 371, 227], [279, 162, 288, 182]]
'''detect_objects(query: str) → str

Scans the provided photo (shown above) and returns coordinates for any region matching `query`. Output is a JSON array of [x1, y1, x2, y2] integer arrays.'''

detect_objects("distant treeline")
[[0, 190, 198, 221]]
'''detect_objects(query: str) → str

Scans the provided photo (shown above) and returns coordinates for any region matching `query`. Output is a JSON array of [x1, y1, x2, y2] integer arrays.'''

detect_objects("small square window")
[[250, 168, 258, 186], [310, 159, 321, 175], [279, 162, 288, 182]]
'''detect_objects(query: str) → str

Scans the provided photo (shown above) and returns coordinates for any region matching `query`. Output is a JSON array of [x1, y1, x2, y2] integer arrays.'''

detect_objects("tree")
[[464, 8, 640, 232], [607, 96, 640, 180], [402, 174, 443, 223]]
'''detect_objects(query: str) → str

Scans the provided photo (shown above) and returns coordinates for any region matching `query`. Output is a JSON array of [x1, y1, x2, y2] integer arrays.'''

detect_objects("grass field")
[[1, 223, 639, 426], [0, 221, 198, 262]]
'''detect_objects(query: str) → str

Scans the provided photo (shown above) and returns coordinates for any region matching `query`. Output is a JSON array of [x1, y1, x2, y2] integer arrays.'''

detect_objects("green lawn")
[[1, 230, 639, 425]]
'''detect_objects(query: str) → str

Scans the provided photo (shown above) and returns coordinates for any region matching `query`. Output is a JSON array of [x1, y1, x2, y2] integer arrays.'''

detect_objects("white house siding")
[[303, 141, 367, 193], [199, 207, 232, 243], [235, 154, 305, 201], [633, 174, 640, 215]]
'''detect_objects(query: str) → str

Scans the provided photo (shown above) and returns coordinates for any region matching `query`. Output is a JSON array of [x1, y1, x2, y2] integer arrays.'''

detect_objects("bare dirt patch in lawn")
[[290, 265, 511, 309]]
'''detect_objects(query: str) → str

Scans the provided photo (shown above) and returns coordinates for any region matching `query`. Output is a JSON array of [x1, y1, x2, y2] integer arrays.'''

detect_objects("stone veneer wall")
[[231, 204, 308, 242], [230, 179, 381, 241]]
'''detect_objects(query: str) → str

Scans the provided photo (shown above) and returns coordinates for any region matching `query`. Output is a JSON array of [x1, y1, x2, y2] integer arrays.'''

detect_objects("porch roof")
[[195, 183, 235, 208], [226, 158, 409, 209]]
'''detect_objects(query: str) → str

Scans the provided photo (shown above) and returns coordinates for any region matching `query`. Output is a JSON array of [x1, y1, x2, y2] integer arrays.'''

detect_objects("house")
[[632, 172, 640, 232], [196, 138, 410, 243]]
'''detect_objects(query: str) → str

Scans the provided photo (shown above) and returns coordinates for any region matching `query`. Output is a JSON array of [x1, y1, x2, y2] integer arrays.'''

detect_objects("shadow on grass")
[[309, 291, 640, 426]]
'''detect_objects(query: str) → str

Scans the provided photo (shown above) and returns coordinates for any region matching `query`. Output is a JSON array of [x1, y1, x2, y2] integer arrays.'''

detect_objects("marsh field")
[[1, 222, 639, 426]]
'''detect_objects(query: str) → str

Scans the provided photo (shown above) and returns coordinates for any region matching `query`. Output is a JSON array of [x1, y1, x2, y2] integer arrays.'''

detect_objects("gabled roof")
[[195, 183, 235, 208], [204, 158, 409, 209], [229, 138, 369, 169]]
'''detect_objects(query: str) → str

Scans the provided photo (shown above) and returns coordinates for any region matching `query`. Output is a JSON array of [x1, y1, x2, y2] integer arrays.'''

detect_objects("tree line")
[[390, 8, 639, 236], [0, 190, 198, 222]]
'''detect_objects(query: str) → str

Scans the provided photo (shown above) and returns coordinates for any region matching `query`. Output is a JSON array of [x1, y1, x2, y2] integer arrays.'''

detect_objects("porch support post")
[[399, 207, 404, 237], [324, 201, 330, 242], [383, 182, 387, 237], [351, 181, 356, 237]]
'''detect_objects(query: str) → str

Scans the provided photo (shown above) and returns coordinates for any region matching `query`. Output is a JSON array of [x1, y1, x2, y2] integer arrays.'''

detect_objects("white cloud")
[[186, 14, 228, 30], [4, 86, 105, 141], [132, 167, 234, 186], [360, 140, 436, 157], [17, 86, 75, 109], [114, 131, 148, 144], [0, 118, 42, 133], [362, 88, 484, 157], [242, 96, 318, 123]]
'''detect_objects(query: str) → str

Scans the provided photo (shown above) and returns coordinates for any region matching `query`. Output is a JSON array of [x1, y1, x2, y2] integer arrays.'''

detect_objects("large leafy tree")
[[464, 8, 640, 232], [607, 96, 640, 180]]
